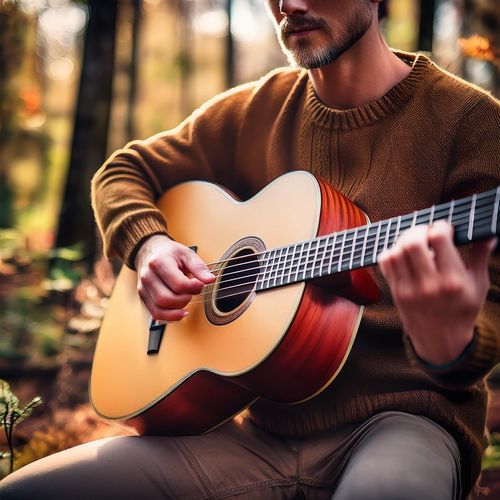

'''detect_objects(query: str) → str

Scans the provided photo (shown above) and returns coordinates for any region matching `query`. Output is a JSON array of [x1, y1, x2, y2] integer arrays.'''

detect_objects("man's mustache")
[[280, 15, 329, 37]]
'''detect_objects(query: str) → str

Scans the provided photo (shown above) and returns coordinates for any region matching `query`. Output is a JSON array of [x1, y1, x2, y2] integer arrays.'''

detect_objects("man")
[[1, 0, 499, 498]]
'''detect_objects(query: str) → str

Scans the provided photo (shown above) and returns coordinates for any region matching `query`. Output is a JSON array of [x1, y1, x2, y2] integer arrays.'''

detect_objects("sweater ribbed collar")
[[303, 51, 431, 130]]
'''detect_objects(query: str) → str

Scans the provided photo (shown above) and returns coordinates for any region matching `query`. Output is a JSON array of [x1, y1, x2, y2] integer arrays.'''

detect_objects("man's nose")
[[279, 0, 309, 15]]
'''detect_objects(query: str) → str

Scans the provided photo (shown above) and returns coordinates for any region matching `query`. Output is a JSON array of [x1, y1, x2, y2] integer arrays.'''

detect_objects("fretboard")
[[256, 187, 500, 292]]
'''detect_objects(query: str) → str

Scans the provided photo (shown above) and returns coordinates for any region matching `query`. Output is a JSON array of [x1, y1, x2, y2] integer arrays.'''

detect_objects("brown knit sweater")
[[91, 51, 500, 492]]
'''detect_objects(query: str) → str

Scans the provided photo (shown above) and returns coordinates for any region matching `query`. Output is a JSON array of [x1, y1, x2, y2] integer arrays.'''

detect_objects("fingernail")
[[203, 270, 215, 279], [182, 311, 189, 318]]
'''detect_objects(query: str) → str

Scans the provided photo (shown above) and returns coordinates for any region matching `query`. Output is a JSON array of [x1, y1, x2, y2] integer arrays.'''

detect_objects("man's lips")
[[285, 27, 318, 36], [281, 19, 324, 38]]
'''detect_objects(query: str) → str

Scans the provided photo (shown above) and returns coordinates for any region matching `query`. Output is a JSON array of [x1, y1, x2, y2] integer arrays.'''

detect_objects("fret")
[[282, 246, 291, 284], [257, 251, 270, 291], [416, 210, 431, 226], [383, 219, 392, 253], [266, 250, 277, 289], [394, 216, 402, 246], [338, 232, 347, 272], [287, 244, 298, 284], [351, 227, 366, 269], [429, 204, 435, 225], [349, 228, 358, 270], [328, 233, 338, 274], [493, 187, 500, 235], [301, 241, 312, 280], [294, 243, 305, 282], [410, 210, 418, 228], [318, 236, 328, 277], [275, 249, 284, 285], [310, 238, 321, 279], [272, 247, 284, 287], [273, 248, 282, 287], [447, 199, 455, 225], [303, 240, 313, 280], [279, 246, 290, 285], [372, 222, 382, 264], [348, 228, 359, 270], [267, 248, 277, 287], [467, 194, 477, 241], [361, 224, 369, 266]]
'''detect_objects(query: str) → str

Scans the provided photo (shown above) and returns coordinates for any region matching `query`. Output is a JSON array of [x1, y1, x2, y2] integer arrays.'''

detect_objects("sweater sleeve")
[[91, 83, 255, 269], [404, 94, 500, 389]]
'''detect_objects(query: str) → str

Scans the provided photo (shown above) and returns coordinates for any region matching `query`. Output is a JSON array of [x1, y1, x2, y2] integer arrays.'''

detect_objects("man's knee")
[[333, 465, 454, 500], [332, 412, 461, 500]]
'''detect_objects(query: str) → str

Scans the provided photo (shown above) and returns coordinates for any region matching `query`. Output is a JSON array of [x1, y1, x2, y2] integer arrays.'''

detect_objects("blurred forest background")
[[0, 0, 499, 494]]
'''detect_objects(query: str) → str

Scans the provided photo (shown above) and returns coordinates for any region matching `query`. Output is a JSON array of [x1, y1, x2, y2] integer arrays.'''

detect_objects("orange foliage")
[[458, 35, 499, 64], [19, 87, 42, 115]]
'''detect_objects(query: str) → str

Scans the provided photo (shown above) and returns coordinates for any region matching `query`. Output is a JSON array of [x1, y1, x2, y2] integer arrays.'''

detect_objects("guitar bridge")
[[147, 319, 166, 355]]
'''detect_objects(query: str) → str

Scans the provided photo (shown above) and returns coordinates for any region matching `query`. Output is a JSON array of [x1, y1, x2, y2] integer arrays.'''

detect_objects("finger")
[[151, 256, 206, 295], [379, 247, 400, 283], [467, 237, 497, 279], [427, 221, 465, 275], [137, 284, 189, 322], [397, 225, 436, 280], [179, 248, 215, 284], [382, 245, 413, 283], [140, 271, 192, 309]]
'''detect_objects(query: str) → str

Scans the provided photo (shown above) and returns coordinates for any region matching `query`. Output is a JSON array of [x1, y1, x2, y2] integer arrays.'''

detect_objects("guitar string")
[[204, 202, 495, 282], [186, 212, 498, 305], [205, 196, 495, 271], [191, 206, 497, 300], [187, 217, 498, 308], [199, 191, 497, 270], [203, 196, 496, 275], [198, 203, 496, 287]]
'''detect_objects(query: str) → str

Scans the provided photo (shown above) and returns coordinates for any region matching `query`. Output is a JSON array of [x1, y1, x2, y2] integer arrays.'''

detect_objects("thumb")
[[468, 237, 497, 277], [181, 249, 216, 284]]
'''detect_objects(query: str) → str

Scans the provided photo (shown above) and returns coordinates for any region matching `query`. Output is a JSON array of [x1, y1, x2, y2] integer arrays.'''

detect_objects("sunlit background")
[[1, 0, 498, 243], [0, 0, 499, 486]]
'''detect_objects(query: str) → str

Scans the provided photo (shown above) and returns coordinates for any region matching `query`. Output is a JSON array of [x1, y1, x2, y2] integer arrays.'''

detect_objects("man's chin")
[[284, 48, 338, 70]]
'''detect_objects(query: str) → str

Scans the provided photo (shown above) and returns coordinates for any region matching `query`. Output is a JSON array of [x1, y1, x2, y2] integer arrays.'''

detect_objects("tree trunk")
[[177, 0, 193, 117], [418, 0, 435, 52], [55, 0, 118, 264], [225, 0, 235, 89], [126, 0, 141, 142]]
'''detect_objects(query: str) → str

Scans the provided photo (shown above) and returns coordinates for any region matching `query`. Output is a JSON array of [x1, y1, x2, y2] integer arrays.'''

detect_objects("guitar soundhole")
[[215, 249, 258, 313], [205, 236, 266, 326]]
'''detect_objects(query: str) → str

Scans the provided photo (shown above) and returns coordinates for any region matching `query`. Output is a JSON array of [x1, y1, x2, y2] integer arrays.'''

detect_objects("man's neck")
[[308, 26, 412, 110]]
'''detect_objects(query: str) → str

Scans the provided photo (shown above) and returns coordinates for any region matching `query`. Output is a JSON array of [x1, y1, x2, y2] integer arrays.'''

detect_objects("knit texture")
[[91, 52, 500, 493]]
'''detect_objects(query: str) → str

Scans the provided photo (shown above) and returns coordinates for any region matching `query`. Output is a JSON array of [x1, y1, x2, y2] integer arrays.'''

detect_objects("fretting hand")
[[379, 220, 497, 365], [134, 234, 215, 322]]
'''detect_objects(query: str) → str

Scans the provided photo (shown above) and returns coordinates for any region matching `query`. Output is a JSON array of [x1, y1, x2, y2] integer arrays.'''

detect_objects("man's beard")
[[277, 11, 373, 69]]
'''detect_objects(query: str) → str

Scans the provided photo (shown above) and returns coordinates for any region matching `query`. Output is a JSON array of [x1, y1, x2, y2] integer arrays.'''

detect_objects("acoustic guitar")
[[90, 171, 500, 436]]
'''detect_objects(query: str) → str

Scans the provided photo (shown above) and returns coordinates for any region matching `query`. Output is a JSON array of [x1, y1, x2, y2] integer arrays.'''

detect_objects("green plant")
[[483, 433, 500, 471], [0, 379, 42, 475]]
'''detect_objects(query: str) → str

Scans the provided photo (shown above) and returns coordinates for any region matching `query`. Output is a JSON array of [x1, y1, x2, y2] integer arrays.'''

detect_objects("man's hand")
[[134, 234, 215, 322], [379, 221, 497, 365]]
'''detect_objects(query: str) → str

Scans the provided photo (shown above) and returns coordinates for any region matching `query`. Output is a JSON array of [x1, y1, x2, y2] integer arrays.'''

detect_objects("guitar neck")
[[256, 187, 500, 292]]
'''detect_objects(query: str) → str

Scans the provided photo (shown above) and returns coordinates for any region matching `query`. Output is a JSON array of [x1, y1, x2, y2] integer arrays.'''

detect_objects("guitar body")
[[90, 171, 378, 435]]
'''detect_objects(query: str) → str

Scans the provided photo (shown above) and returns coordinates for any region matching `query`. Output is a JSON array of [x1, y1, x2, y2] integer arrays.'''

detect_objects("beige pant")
[[0, 411, 461, 499]]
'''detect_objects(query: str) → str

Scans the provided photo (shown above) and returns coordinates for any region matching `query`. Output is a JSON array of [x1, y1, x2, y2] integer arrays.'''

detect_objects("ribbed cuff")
[[403, 321, 498, 389], [108, 210, 169, 269]]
